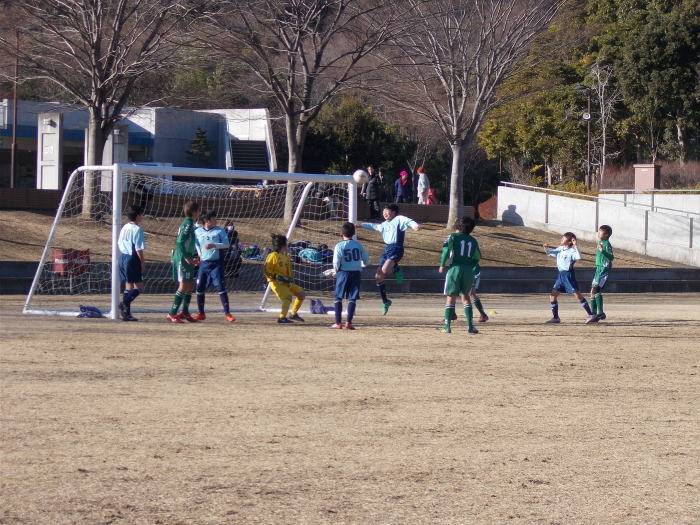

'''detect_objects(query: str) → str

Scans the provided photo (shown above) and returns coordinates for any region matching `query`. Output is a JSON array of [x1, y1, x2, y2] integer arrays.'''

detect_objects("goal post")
[[24, 164, 357, 319]]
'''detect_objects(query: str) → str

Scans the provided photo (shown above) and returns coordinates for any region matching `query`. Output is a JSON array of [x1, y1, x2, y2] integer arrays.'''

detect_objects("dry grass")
[[1, 293, 698, 524], [0, 211, 679, 268]]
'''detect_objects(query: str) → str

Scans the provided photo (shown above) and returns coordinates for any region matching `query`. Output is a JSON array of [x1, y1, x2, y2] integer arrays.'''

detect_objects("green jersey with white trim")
[[172, 217, 197, 264], [595, 239, 614, 268], [440, 232, 481, 267]]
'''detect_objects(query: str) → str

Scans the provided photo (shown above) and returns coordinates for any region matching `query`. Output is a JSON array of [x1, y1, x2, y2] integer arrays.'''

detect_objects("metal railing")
[[500, 181, 700, 218]]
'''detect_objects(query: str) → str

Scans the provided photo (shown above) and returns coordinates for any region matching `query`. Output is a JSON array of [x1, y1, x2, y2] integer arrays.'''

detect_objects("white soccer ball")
[[352, 169, 369, 185]]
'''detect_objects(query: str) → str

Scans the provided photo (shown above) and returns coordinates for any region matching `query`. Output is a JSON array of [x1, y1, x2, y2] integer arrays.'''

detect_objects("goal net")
[[24, 165, 357, 318]]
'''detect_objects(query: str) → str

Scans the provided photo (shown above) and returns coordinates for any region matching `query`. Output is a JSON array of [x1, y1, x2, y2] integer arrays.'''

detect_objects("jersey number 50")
[[343, 248, 362, 262]]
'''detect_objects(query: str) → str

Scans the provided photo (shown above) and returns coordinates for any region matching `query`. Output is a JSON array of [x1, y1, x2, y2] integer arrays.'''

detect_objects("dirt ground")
[[1, 292, 698, 524], [0, 210, 680, 268]]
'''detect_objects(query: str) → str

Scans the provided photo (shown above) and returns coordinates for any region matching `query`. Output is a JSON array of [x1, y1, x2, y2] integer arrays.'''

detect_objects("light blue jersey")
[[361, 215, 418, 246], [118, 222, 145, 255], [195, 226, 229, 261], [333, 239, 369, 273], [547, 245, 581, 272]]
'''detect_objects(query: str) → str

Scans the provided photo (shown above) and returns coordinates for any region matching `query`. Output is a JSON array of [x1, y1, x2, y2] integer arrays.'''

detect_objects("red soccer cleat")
[[330, 323, 343, 329], [192, 312, 206, 321], [177, 312, 199, 323], [225, 313, 236, 323], [344, 322, 356, 330], [166, 314, 184, 324]]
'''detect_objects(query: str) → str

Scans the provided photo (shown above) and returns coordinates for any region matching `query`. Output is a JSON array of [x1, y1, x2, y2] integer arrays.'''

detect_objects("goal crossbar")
[[23, 164, 358, 319]]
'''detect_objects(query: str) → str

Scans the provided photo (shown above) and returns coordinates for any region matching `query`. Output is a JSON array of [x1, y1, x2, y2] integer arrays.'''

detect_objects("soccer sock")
[[464, 304, 474, 330], [291, 296, 303, 315], [280, 298, 291, 318], [444, 305, 455, 329], [334, 300, 343, 324], [182, 292, 192, 314], [218, 291, 230, 314], [377, 282, 388, 303], [169, 291, 184, 316], [123, 288, 140, 314], [550, 301, 559, 318], [347, 300, 356, 323], [580, 298, 593, 315], [473, 296, 485, 316], [589, 298, 597, 314], [196, 292, 205, 314], [596, 293, 604, 314]]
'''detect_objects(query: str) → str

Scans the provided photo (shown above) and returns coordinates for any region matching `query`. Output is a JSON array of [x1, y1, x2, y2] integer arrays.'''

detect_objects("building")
[[0, 99, 276, 189]]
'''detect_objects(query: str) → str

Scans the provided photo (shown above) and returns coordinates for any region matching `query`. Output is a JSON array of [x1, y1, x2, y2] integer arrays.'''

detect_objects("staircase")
[[230, 140, 270, 171]]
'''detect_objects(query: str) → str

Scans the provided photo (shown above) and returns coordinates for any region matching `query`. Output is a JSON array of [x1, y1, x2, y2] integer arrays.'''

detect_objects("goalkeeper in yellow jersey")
[[263, 234, 306, 323]]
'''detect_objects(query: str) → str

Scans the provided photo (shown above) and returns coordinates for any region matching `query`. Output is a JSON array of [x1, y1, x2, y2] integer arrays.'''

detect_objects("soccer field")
[[1, 293, 698, 524]]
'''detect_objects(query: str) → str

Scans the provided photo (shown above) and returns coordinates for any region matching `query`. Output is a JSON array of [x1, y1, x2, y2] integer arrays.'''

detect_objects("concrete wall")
[[548, 195, 597, 233], [152, 109, 222, 168], [499, 185, 700, 267]]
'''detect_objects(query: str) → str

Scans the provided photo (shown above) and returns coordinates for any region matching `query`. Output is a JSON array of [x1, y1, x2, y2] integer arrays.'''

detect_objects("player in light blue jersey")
[[543, 232, 596, 324], [360, 203, 420, 315], [117, 205, 145, 321], [193, 210, 235, 323], [330, 222, 370, 329]]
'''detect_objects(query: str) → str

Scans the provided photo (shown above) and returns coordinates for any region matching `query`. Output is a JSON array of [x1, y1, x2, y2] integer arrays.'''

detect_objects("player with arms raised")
[[360, 203, 420, 315], [439, 216, 481, 334]]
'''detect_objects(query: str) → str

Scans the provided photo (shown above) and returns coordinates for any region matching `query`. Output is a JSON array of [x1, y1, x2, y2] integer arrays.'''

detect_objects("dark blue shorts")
[[197, 260, 225, 292], [553, 270, 579, 294], [335, 270, 361, 301], [379, 244, 404, 267], [119, 253, 142, 283]]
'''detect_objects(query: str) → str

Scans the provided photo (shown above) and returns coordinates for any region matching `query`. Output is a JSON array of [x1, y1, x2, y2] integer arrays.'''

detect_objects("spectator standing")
[[362, 165, 383, 219], [417, 166, 430, 204], [394, 170, 410, 203]]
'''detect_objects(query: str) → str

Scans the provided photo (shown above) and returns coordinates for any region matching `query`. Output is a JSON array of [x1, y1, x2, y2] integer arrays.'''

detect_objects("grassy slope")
[[0, 210, 679, 268]]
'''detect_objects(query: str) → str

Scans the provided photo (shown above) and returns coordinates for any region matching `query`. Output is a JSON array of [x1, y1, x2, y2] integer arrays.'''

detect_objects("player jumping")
[[360, 203, 420, 315]]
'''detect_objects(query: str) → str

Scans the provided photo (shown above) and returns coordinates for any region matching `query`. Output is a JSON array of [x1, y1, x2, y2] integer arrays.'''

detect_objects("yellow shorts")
[[270, 281, 304, 300]]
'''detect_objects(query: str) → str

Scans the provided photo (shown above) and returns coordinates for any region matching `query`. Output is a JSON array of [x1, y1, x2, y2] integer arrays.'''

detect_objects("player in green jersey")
[[439, 216, 481, 334], [167, 200, 201, 323], [590, 224, 614, 321]]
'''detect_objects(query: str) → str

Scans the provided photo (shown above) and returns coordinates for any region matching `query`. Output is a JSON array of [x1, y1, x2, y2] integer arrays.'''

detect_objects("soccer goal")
[[23, 164, 357, 319]]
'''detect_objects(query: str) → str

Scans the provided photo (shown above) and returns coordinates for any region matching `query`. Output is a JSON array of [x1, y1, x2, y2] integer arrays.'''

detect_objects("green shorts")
[[443, 264, 474, 296], [172, 260, 196, 282], [591, 267, 610, 289]]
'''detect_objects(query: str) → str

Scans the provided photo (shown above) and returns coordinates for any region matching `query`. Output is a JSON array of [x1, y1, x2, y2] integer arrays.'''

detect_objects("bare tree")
[[378, 0, 562, 227], [199, 0, 399, 222], [0, 0, 191, 216], [589, 61, 621, 187]]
